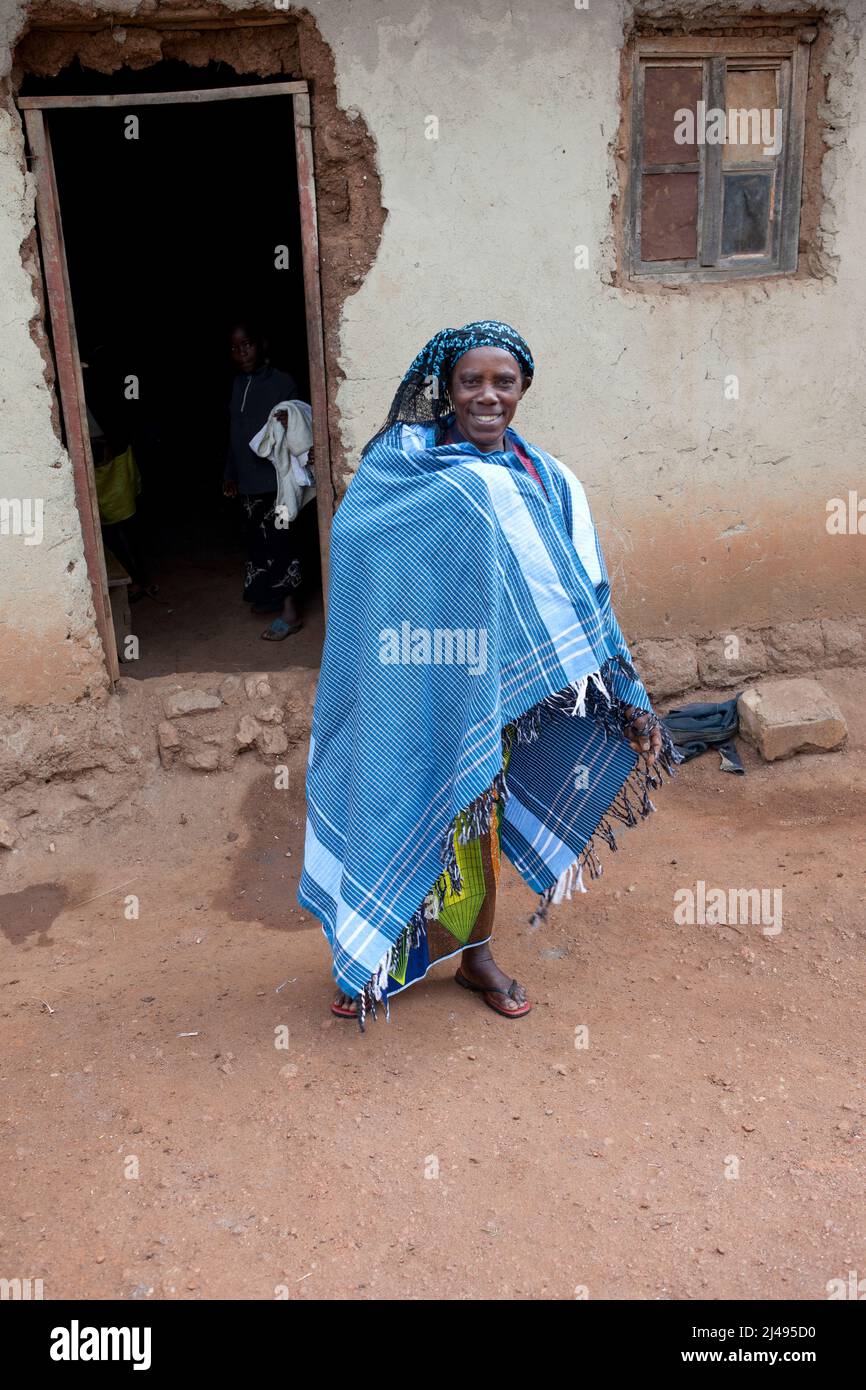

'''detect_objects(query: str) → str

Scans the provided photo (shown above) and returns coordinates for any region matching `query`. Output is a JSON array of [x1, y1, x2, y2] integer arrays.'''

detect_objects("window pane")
[[721, 172, 773, 255], [724, 69, 780, 166], [641, 172, 698, 260], [643, 65, 702, 165]]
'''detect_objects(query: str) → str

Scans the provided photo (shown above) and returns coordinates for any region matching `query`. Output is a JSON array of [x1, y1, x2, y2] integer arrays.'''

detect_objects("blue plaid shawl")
[[298, 421, 678, 1019]]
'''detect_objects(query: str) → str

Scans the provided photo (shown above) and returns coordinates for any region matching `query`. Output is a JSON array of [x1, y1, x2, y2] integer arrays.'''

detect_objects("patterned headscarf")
[[364, 319, 535, 453]]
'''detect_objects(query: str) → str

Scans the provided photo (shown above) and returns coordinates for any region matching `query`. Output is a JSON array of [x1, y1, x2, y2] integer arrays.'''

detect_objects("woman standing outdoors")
[[299, 320, 677, 1028], [223, 321, 304, 641]]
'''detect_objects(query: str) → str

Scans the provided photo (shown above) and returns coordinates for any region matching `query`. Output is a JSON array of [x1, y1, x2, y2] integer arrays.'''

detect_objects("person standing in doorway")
[[223, 320, 304, 640]]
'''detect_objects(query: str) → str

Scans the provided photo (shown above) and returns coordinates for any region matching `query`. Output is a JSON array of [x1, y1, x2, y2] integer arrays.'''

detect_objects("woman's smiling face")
[[448, 346, 530, 452]]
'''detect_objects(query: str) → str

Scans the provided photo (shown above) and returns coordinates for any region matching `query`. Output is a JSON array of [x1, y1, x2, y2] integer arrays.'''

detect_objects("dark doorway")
[[36, 64, 324, 676]]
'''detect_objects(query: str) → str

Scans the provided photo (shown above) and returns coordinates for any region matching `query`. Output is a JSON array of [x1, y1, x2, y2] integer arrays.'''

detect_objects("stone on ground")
[[162, 688, 222, 718], [738, 678, 847, 761], [235, 715, 262, 748]]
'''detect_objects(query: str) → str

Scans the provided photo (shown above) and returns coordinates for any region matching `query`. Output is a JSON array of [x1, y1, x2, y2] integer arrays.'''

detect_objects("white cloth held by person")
[[248, 400, 315, 523]]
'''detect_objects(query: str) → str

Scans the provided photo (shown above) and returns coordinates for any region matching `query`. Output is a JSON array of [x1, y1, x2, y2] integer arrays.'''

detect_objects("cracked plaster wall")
[[0, 0, 863, 715]]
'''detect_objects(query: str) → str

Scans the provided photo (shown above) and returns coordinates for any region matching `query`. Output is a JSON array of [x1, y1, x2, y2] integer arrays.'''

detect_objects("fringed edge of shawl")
[[524, 658, 681, 930], [527, 719, 680, 930], [352, 655, 680, 1030]]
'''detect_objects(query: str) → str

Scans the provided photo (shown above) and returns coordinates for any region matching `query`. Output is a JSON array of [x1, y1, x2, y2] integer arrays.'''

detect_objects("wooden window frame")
[[626, 34, 813, 283], [19, 80, 333, 685]]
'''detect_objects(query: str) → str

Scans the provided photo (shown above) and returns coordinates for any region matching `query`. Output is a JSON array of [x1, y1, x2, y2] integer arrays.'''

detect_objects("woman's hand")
[[223, 479, 238, 498], [623, 705, 662, 765], [275, 410, 288, 428]]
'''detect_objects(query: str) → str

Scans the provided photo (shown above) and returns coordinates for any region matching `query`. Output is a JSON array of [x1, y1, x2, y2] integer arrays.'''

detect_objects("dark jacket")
[[225, 363, 298, 495]]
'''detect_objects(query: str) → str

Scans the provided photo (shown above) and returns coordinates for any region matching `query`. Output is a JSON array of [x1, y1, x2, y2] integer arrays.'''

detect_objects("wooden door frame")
[[20, 79, 333, 685]]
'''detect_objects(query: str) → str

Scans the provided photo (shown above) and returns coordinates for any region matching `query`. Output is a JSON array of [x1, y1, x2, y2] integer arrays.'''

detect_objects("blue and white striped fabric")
[[298, 421, 672, 1004]]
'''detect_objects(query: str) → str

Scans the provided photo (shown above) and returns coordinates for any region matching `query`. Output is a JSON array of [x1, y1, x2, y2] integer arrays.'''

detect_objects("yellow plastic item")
[[95, 445, 141, 525]]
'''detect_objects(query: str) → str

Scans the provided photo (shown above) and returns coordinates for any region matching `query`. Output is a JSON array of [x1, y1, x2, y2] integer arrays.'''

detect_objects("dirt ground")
[[125, 506, 325, 679], [127, 559, 325, 680], [1, 668, 864, 1301]]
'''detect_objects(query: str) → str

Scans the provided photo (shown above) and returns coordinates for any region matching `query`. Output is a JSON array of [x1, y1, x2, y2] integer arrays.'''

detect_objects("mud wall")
[[0, 1, 385, 714], [0, 0, 864, 718], [322, 0, 865, 641]]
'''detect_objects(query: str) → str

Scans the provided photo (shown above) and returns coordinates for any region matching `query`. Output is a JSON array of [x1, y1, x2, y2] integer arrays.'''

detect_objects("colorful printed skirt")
[[380, 737, 512, 1002]]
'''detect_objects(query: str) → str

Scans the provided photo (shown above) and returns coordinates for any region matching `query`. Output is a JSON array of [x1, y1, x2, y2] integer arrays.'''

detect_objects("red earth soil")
[[1, 669, 864, 1300]]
